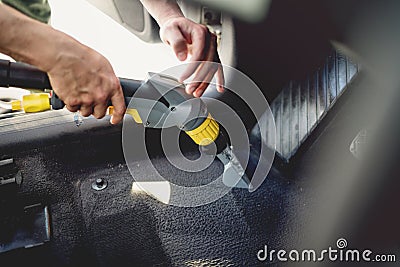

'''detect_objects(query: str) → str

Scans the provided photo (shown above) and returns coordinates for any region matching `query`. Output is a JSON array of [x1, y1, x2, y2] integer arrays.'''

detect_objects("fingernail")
[[186, 85, 194, 94], [177, 52, 186, 61], [193, 91, 202, 98]]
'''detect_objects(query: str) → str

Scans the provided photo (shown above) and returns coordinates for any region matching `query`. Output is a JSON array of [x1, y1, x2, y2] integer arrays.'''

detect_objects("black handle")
[[0, 59, 142, 109], [0, 59, 51, 89]]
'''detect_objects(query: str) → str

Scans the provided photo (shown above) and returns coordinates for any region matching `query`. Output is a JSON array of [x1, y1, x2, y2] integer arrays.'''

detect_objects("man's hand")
[[140, 0, 224, 97], [46, 41, 125, 124], [0, 3, 125, 124], [160, 17, 224, 97]]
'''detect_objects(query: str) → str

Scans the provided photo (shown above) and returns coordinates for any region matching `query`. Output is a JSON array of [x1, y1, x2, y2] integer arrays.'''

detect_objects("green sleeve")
[[2, 0, 51, 23]]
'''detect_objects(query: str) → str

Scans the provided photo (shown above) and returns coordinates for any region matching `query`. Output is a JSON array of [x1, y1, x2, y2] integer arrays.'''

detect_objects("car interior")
[[1, 0, 399, 266]]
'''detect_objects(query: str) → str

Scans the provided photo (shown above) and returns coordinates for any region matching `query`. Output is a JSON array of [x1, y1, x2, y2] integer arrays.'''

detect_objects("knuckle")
[[169, 18, 181, 28], [114, 107, 126, 117], [111, 76, 119, 87], [113, 106, 124, 115], [81, 98, 93, 106], [198, 24, 208, 34], [91, 51, 106, 65], [96, 92, 108, 103], [109, 77, 120, 91]]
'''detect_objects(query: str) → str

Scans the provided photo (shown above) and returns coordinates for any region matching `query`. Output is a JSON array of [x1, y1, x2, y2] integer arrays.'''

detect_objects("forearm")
[[0, 3, 125, 123], [140, 0, 184, 26], [0, 3, 87, 72]]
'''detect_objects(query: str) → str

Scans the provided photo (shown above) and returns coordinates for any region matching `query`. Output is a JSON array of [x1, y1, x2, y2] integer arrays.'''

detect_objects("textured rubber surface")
[[269, 50, 358, 161]]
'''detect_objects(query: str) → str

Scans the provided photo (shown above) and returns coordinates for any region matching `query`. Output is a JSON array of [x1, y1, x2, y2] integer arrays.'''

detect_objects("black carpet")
[[0, 127, 307, 266]]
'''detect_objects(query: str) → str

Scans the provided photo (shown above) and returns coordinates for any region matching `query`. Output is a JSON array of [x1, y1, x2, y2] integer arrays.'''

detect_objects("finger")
[[79, 105, 93, 117], [189, 25, 209, 62], [66, 104, 80, 113], [190, 61, 218, 94], [216, 65, 225, 93], [162, 26, 188, 61], [185, 62, 208, 94], [179, 27, 209, 82], [179, 62, 201, 83], [110, 84, 126, 125], [195, 35, 223, 95], [187, 62, 217, 95], [206, 35, 224, 93], [193, 71, 215, 97], [188, 64, 223, 96], [185, 81, 201, 95], [192, 82, 209, 97], [92, 103, 108, 119]]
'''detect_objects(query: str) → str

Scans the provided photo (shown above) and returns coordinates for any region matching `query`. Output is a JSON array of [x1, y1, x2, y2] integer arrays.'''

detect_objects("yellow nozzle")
[[22, 93, 50, 113], [185, 113, 219, 146], [11, 100, 22, 111]]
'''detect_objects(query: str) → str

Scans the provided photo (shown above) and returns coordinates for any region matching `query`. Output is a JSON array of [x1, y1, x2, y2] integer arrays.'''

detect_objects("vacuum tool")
[[0, 59, 249, 188]]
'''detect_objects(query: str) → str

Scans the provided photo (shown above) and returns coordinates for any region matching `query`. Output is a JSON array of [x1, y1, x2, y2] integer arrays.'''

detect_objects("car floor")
[[0, 125, 309, 267]]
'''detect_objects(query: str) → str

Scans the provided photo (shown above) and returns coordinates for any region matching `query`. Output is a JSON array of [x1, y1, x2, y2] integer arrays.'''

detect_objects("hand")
[[159, 17, 224, 97], [46, 39, 125, 124], [0, 3, 125, 124]]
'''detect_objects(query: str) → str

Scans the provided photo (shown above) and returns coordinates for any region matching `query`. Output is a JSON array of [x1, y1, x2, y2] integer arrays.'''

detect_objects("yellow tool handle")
[[11, 93, 51, 113]]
